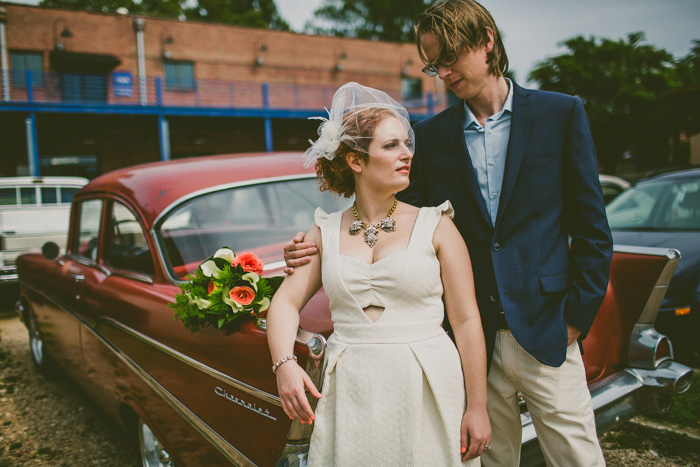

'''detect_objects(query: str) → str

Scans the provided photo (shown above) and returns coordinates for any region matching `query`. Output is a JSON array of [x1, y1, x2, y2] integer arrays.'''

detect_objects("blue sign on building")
[[112, 71, 134, 97]]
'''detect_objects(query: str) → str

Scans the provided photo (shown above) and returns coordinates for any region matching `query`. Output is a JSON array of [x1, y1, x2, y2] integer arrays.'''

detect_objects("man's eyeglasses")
[[421, 44, 463, 77]]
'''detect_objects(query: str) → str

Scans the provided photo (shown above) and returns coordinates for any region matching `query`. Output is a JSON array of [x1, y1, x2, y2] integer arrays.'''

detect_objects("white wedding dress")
[[308, 201, 478, 466]]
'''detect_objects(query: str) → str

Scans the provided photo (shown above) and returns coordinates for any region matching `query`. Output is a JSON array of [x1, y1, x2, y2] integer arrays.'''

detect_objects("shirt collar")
[[464, 78, 514, 129]]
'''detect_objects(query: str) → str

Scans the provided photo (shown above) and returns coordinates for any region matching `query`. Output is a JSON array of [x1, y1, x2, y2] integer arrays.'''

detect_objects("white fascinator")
[[303, 82, 415, 168]]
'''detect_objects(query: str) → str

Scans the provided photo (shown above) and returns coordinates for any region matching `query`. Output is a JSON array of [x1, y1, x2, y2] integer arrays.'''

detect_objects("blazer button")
[[492, 242, 501, 251]]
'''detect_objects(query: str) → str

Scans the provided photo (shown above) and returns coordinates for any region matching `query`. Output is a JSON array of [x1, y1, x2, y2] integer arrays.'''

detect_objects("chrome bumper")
[[0, 266, 18, 284], [520, 359, 693, 466]]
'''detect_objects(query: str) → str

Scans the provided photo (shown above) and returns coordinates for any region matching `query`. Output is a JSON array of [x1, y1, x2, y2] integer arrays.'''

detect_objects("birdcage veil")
[[303, 82, 415, 168]]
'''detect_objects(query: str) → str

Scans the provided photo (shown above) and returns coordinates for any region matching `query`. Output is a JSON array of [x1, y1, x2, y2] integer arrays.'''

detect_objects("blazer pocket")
[[522, 151, 557, 167], [539, 273, 568, 294]]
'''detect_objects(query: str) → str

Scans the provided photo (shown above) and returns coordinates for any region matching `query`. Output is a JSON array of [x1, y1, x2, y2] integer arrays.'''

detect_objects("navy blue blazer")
[[399, 82, 613, 367]]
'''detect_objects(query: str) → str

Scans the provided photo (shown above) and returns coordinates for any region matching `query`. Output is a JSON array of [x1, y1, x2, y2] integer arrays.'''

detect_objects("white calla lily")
[[187, 294, 211, 310], [214, 248, 235, 264], [257, 297, 270, 312], [242, 272, 259, 290], [200, 260, 222, 278]]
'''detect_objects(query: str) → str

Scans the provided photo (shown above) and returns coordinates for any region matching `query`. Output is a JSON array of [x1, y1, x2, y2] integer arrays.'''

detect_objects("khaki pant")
[[481, 330, 605, 467]]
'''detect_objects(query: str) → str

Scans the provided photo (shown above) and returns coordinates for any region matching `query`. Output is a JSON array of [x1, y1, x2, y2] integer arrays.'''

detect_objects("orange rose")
[[229, 286, 255, 306], [232, 252, 264, 274], [207, 280, 219, 295]]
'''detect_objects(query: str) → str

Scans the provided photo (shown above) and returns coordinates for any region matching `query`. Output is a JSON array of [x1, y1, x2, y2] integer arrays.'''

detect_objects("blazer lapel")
[[495, 83, 534, 225], [445, 103, 492, 225]]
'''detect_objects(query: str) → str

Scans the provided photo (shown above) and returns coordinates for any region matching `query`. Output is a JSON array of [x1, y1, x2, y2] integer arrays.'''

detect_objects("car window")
[[104, 201, 154, 276], [0, 188, 16, 206], [664, 182, 700, 230], [601, 182, 624, 205], [60, 187, 81, 204], [19, 187, 36, 205], [607, 179, 700, 231], [41, 187, 59, 205], [159, 178, 351, 278], [74, 199, 102, 260]]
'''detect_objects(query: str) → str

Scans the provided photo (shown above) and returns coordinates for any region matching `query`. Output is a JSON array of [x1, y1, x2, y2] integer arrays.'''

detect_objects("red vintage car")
[[15, 153, 692, 466]]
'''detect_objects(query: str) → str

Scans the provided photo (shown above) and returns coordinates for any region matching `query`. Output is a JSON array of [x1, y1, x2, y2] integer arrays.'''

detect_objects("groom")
[[285, 0, 612, 464], [403, 0, 611, 465]]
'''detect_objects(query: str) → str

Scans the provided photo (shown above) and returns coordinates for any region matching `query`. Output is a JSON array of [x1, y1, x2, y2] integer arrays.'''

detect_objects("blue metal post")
[[155, 77, 163, 106], [427, 92, 435, 115], [158, 115, 170, 161], [25, 113, 40, 176], [262, 82, 273, 152], [26, 71, 33, 102]]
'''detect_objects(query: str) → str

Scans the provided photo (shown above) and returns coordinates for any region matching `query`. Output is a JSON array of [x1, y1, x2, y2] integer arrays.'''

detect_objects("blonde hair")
[[415, 0, 509, 77]]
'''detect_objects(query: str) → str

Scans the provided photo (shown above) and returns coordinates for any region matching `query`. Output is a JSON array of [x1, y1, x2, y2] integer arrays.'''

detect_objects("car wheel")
[[27, 312, 55, 376], [138, 418, 173, 467]]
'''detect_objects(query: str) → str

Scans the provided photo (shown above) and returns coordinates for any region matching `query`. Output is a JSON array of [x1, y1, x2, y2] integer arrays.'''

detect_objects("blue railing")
[[0, 70, 440, 117]]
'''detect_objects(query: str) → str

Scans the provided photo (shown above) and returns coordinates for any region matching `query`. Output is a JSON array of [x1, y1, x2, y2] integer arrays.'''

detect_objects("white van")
[[0, 176, 88, 284]]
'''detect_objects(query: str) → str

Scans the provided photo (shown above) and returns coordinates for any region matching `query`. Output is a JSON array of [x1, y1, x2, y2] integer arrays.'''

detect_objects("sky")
[[275, 0, 700, 84], [9, 0, 700, 84]]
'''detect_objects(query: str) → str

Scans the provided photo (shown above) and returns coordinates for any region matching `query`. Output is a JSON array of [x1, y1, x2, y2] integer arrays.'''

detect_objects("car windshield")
[[158, 177, 351, 279], [606, 178, 700, 231]]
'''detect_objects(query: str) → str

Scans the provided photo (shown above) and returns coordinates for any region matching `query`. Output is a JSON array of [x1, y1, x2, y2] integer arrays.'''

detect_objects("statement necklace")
[[350, 198, 398, 247]]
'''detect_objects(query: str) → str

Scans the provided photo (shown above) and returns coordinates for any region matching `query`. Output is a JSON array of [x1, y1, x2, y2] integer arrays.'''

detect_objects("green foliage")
[[309, 0, 432, 43], [169, 249, 283, 333], [186, 0, 289, 30], [529, 32, 683, 172], [39, 0, 289, 30]]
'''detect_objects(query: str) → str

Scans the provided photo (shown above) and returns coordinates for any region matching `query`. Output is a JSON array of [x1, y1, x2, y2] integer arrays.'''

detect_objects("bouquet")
[[170, 247, 283, 332]]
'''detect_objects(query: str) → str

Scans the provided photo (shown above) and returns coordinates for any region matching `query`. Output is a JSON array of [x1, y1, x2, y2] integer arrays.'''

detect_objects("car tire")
[[27, 311, 56, 376], [138, 417, 173, 467]]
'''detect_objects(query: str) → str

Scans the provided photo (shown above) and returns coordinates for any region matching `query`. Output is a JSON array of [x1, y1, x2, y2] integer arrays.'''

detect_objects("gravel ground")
[[1, 309, 699, 466]]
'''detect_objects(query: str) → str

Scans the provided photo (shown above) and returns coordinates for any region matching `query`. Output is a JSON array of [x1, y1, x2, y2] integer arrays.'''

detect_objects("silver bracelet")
[[272, 354, 297, 374]]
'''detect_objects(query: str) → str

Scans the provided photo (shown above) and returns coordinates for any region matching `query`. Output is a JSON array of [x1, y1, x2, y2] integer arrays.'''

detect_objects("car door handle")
[[72, 274, 86, 283]]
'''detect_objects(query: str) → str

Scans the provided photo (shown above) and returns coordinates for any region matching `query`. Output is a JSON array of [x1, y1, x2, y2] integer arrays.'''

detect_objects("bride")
[[267, 82, 490, 465]]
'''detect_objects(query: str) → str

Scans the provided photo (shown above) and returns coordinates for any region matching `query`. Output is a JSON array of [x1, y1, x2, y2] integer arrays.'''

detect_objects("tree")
[[529, 32, 680, 173], [185, 0, 288, 30], [40, 0, 289, 30], [308, 0, 432, 43]]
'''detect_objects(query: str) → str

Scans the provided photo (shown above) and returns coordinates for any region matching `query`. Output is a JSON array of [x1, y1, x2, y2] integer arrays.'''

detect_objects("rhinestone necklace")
[[349, 198, 398, 247]]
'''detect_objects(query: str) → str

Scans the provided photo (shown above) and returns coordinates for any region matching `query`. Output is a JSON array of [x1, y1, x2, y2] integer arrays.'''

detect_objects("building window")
[[402, 77, 423, 102], [10, 52, 44, 87], [164, 61, 195, 90]]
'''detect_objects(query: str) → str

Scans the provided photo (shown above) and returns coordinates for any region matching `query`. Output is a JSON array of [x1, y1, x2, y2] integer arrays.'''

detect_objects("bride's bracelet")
[[272, 354, 298, 374]]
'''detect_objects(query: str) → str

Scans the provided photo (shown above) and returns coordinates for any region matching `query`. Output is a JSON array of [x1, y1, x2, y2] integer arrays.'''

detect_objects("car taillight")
[[655, 337, 673, 363]]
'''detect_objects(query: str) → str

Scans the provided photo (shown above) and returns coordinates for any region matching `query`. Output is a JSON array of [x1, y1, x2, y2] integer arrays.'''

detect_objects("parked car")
[[606, 167, 700, 360], [0, 176, 88, 284], [599, 174, 630, 205], [16, 153, 692, 466]]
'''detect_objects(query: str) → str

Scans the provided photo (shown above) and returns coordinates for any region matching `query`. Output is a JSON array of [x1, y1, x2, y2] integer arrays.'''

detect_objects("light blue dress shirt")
[[464, 79, 514, 226]]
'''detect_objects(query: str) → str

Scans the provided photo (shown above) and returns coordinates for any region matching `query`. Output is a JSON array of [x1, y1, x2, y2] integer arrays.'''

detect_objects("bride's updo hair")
[[316, 108, 394, 198]]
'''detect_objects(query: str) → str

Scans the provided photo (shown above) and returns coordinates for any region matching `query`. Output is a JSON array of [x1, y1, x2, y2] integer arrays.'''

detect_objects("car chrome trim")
[[20, 284, 257, 465], [64, 253, 112, 275], [150, 173, 317, 285], [520, 358, 693, 464], [612, 245, 680, 324], [96, 317, 282, 406], [110, 269, 154, 284]]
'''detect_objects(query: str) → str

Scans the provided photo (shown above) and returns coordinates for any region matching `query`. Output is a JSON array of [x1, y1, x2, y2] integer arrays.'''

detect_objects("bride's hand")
[[461, 406, 491, 461], [275, 361, 322, 424]]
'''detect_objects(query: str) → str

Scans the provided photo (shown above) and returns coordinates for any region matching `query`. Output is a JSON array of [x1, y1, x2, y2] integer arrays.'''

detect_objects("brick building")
[[0, 2, 447, 178]]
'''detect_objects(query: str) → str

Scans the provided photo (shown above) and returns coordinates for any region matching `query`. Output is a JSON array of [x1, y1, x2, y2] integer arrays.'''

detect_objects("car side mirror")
[[41, 242, 61, 262]]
